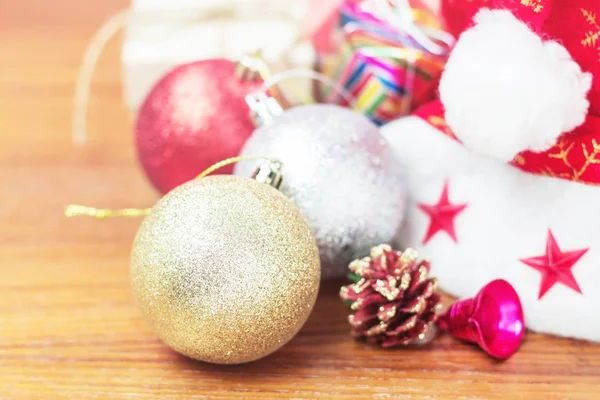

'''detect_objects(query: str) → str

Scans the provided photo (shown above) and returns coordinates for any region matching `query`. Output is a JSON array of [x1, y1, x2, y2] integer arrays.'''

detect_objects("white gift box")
[[122, 0, 315, 111]]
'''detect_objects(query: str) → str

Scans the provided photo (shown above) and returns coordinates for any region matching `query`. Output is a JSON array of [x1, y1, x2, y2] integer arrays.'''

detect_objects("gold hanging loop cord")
[[64, 205, 152, 219], [65, 155, 277, 219], [196, 155, 275, 179]]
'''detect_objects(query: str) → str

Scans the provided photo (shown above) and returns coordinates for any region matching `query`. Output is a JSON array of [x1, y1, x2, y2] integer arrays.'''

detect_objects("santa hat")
[[439, 0, 596, 163], [380, 0, 600, 342]]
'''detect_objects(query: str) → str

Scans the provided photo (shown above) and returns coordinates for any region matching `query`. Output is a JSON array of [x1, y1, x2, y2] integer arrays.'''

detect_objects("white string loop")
[[260, 69, 358, 109], [73, 9, 130, 146], [71, 3, 305, 146]]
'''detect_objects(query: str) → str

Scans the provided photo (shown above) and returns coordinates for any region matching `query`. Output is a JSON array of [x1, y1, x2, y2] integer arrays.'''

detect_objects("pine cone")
[[340, 244, 442, 348]]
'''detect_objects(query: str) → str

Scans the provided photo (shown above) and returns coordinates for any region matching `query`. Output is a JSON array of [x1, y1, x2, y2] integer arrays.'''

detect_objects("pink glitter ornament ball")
[[135, 59, 263, 193]]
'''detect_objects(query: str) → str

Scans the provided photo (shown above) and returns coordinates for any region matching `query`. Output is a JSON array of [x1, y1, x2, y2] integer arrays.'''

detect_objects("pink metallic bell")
[[437, 279, 525, 360]]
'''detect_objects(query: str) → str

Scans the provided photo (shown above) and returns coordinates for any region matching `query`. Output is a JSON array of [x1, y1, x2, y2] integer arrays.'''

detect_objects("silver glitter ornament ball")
[[235, 104, 407, 279]]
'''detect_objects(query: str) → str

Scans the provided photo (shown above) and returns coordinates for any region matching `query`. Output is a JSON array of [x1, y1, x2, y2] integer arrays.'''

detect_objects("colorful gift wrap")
[[318, 0, 454, 125]]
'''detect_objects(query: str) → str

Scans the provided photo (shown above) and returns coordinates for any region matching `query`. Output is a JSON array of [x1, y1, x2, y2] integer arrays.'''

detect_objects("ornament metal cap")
[[235, 51, 267, 82], [251, 160, 283, 190], [246, 92, 284, 127], [437, 279, 525, 360]]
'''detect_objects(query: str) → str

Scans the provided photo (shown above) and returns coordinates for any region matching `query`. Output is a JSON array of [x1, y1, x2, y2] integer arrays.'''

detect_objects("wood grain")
[[0, 1, 599, 398]]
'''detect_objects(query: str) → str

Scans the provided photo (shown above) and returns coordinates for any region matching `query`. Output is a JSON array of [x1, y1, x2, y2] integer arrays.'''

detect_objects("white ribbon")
[[371, 0, 454, 55]]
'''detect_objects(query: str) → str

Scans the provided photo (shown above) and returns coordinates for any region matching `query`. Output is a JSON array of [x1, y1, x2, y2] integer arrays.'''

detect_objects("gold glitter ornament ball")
[[130, 175, 321, 364]]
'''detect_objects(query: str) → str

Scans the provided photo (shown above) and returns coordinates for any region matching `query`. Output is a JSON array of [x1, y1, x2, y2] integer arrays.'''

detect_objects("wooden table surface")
[[1, 1, 599, 398]]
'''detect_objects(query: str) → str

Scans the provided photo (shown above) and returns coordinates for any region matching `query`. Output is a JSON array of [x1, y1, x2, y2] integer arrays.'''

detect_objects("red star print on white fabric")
[[418, 182, 467, 245], [520, 230, 588, 299]]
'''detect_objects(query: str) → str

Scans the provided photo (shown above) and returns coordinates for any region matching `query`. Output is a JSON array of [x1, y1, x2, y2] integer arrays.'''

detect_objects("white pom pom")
[[440, 9, 592, 162]]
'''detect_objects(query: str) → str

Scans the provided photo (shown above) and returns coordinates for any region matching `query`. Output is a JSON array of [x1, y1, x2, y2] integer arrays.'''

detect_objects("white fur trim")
[[382, 116, 600, 341], [439, 9, 592, 162]]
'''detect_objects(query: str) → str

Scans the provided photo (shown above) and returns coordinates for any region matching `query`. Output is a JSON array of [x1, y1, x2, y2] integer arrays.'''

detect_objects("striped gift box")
[[319, 0, 453, 125]]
